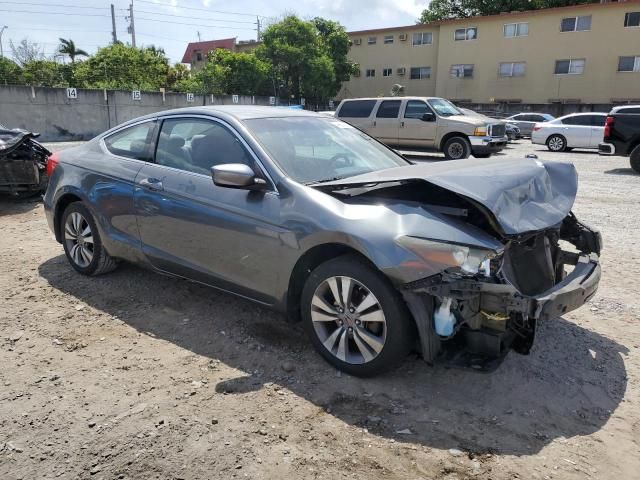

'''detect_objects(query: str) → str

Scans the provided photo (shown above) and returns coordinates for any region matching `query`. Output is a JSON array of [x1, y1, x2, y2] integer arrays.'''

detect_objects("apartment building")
[[181, 38, 260, 71], [340, 1, 640, 104]]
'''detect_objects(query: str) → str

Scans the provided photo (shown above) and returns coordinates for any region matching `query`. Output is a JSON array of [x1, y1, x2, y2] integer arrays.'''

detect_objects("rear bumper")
[[469, 135, 507, 154], [598, 142, 616, 155]]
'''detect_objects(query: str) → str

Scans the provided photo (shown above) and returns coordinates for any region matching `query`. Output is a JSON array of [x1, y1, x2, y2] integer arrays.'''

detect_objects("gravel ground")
[[1, 140, 639, 479]]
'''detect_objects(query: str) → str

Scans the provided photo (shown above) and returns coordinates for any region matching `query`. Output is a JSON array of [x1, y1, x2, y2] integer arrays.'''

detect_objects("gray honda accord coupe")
[[44, 106, 602, 376]]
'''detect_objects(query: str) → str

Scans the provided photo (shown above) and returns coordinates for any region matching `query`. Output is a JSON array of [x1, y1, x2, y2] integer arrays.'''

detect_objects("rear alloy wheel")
[[61, 203, 117, 276], [443, 137, 471, 160], [546, 134, 567, 152], [301, 255, 413, 376]]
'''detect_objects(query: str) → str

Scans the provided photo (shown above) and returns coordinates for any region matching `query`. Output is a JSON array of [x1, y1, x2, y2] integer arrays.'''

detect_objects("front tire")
[[443, 136, 471, 160], [61, 202, 117, 276], [301, 255, 414, 377], [546, 134, 567, 152]]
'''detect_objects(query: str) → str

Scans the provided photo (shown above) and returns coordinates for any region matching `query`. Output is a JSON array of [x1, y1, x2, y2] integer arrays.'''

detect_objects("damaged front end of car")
[[0, 126, 51, 196], [315, 157, 602, 371]]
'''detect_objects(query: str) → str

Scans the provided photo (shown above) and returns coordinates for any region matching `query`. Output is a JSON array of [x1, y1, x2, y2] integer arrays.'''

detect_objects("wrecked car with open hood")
[[0, 125, 51, 197], [43, 107, 601, 377]]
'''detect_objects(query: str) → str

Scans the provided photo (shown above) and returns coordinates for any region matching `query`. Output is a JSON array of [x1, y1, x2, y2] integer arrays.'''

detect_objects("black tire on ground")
[[473, 153, 492, 158], [443, 136, 471, 160], [301, 254, 414, 377], [631, 145, 640, 173], [61, 202, 118, 276], [546, 134, 567, 152]]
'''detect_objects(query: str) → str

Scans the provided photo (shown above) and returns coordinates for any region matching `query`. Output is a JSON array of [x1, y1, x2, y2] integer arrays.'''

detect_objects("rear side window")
[[529, 115, 547, 122], [104, 122, 155, 160], [376, 100, 401, 118], [562, 116, 591, 126], [337, 100, 377, 118], [617, 107, 640, 114], [589, 115, 607, 126]]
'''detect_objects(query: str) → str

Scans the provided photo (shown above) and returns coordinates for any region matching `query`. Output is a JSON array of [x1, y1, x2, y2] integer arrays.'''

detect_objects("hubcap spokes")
[[550, 137, 563, 151], [311, 276, 386, 365], [64, 212, 94, 268]]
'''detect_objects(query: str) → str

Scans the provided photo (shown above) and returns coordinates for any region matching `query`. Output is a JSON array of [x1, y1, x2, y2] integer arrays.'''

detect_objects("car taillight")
[[604, 116, 614, 138], [532, 124, 542, 132], [46, 152, 59, 177]]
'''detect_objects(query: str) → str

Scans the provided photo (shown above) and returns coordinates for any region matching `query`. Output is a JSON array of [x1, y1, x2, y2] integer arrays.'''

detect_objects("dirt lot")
[[1, 141, 639, 480]]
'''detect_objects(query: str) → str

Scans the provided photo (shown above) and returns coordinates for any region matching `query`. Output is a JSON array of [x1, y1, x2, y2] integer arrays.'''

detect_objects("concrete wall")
[[0, 86, 280, 141]]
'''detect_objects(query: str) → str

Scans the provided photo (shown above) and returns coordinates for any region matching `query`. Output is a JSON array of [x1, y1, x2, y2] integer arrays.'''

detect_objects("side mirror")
[[211, 163, 267, 190], [421, 112, 435, 122]]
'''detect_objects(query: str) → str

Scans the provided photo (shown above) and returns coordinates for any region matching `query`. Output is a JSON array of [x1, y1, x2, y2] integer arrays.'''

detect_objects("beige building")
[[340, 1, 640, 104]]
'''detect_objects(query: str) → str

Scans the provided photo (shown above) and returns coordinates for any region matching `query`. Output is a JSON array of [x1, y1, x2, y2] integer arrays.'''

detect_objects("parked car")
[[598, 105, 640, 173], [335, 97, 507, 160], [531, 112, 607, 152], [44, 106, 601, 376], [0, 125, 51, 197], [505, 113, 555, 137], [459, 108, 519, 141]]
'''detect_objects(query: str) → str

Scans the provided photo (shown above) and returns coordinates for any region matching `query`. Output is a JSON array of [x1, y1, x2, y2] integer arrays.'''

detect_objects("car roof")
[[340, 96, 440, 102], [611, 104, 640, 113], [556, 112, 608, 120]]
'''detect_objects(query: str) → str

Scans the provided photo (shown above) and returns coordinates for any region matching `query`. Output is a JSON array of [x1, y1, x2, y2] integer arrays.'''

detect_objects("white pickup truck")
[[335, 97, 507, 159]]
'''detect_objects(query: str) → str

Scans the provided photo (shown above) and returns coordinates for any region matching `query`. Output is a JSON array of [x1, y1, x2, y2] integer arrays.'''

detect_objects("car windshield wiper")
[[305, 176, 347, 186]]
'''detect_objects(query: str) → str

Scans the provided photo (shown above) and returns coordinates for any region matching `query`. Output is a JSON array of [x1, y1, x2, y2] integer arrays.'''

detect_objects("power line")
[[134, 0, 269, 18], [130, 9, 258, 25], [0, 8, 111, 17], [135, 16, 258, 31], [0, 1, 109, 9]]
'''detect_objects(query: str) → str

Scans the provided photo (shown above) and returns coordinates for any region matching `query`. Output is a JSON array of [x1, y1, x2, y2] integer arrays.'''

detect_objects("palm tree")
[[57, 38, 88, 63]]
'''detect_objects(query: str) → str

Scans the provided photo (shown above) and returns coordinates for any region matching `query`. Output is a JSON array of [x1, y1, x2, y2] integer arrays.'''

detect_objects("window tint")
[[156, 118, 252, 175], [589, 115, 607, 127], [376, 100, 401, 118], [562, 116, 591, 126], [625, 12, 640, 27], [104, 122, 155, 160], [404, 100, 431, 119], [619, 107, 640, 114], [530, 115, 546, 122], [337, 100, 377, 118]]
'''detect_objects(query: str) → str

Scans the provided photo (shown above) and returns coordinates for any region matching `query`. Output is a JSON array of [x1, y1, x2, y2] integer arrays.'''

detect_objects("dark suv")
[[598, 105, 640, 173]]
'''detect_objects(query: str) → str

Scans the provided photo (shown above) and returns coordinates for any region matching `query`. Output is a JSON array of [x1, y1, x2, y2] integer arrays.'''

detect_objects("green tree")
[[57, 38, 89, 63], [196, 49, 272, 96], [21, 60, 65, 87], [0, 57, 23, 85], [419, 0, 599, 22], [74, 43, 169, 90]]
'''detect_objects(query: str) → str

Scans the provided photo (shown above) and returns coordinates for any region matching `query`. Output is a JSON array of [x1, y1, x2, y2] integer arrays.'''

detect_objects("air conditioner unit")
[[353, 70, 361, 77], [399, 33, 407, 41], [353, 38, 362, 45], [397, 67, 406, 76]]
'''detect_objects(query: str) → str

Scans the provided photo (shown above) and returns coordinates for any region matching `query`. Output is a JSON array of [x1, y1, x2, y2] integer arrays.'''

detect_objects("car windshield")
[[427, 98, 462, 117], [244, 116, 408, 184]]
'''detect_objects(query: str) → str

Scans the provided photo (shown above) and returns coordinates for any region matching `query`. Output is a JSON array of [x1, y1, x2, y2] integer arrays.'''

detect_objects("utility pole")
[[197, 31, 201, 42], [127, 1, 136, 48], [0, 26, 7, 58], [110, 4, 118, 44], [256, 16, 261, 41]]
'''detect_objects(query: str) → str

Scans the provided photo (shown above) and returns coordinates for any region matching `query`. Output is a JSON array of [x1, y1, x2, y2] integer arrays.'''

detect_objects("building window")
[[367, 36, 377, 45], [618, 56, 640, 72], [560, 15, 591, 32], [504, 22, 528, 37], [195, 52, 203, 61], [498, 62, 526, 77], [365, 69, 376, 77], [412, 32, 433, 46], [382, 68, 393, 77], [450, 64, 474, 78], [454, 27, 477, 41], [410, 67, 431, 79], [384, 35, 394, 44], [554, 58, 585, 75], [625, 12, 640, 27]]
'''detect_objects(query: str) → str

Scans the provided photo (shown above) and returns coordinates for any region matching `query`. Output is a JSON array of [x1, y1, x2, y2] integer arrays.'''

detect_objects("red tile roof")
[[181, 37, 236, 63]]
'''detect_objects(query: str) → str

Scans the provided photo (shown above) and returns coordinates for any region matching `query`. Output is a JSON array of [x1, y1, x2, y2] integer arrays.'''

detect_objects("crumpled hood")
[[314, 157, 578, 236], [0, 129, 41, 156]]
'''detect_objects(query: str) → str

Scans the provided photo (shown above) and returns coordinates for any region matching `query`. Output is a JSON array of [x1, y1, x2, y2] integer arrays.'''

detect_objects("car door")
[[371, 100, 400, 146], [398, 99, 437, 148], [133, 115, 285, 304], [561, 115, 592, 147], [588, 114, 606, 148]]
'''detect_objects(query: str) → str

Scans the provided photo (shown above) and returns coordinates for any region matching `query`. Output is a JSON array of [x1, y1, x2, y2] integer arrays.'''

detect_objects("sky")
[[0, 0, 427, 64]]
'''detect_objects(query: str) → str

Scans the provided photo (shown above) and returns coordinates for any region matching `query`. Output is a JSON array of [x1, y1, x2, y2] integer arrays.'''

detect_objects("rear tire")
[[301, 254, 414, 377], [546, 134, 567, 152], [631, 145, 640, 174], [61, 202, 118, 276], [443, 137, 471, 160]]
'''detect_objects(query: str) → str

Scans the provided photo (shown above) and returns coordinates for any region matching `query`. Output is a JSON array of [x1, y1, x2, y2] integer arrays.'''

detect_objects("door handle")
[[401, 121, 405, 127], [139, 177, 164, 191], [373, 120, 376, 127]]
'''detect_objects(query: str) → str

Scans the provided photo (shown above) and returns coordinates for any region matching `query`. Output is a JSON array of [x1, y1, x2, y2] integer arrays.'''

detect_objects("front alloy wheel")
[[311, 276, 387, 364]]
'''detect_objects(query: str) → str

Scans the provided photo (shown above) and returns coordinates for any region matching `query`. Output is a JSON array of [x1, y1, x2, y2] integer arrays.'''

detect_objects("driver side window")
[[155, 118, 253, 175], [404, 100, 431, 119]]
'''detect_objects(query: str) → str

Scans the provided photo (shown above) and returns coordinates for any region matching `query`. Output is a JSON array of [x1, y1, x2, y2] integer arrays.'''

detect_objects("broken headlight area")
[[0, 128, 51, 195], [401, 214, 602, 372]]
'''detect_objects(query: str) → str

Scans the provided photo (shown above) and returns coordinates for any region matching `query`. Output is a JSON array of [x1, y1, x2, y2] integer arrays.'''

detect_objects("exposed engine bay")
[[0, 126, 51, 196]]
